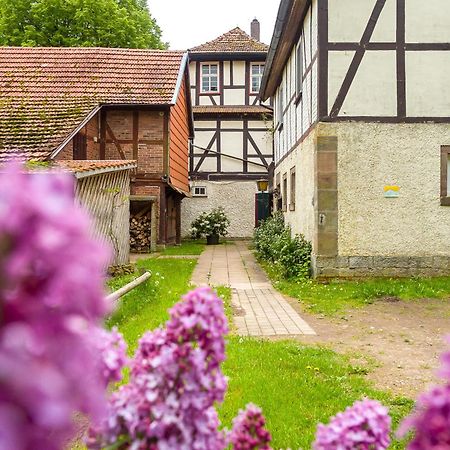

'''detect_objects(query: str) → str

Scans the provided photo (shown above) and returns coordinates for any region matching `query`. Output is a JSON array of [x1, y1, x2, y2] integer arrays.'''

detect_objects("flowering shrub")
[[88, 287, 229, 449], [397, 335, 450, 449], [190, 207, 230, 239], [229, 404, 272, 450], [314, 399, 391, 450], [0, 165, 126, 450]]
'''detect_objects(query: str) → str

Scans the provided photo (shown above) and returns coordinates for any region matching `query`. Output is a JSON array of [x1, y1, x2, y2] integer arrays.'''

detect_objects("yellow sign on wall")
[[384, 185, 400, 198]]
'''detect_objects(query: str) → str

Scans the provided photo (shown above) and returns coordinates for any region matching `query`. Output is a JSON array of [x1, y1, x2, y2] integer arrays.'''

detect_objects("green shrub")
[[254, 212, 312, 279]]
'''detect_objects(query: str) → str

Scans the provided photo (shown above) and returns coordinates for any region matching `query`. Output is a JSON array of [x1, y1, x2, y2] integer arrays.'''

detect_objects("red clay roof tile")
[[0, 47, 185, 161], [190, 27, 269, 53]]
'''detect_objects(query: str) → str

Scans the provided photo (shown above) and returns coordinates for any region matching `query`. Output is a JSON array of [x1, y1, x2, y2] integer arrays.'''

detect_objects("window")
[[282, 173, 288, 212], [289, 167, 296, 211], [441, 145, 450, 206], [296, 38, 303, 98], [277, 85, 284, 131], [201, 63, 219, 93], [192, 186, 207, 197], [251, 63, 264, 93], [276, 173, 282, 210]]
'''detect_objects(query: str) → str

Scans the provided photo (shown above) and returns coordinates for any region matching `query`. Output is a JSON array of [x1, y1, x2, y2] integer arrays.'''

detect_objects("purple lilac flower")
[[0, 164, 112, 450], [89, 287, 229, 450], [397, 335, 450, 449], [229, 403, 272, 450], [314, 399, 391, 450], [398, 384, 450, 449], [91, 326, 128, 385]]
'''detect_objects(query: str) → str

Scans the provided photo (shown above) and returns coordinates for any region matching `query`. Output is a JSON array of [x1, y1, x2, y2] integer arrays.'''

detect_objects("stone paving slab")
[[191, 241, 316, 337]]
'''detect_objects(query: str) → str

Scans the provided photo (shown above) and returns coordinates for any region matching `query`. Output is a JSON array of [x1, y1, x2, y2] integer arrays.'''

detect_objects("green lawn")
[[262, 261, 450, 316], [105, 257, 413, 449], [160, 240, 206, 256]]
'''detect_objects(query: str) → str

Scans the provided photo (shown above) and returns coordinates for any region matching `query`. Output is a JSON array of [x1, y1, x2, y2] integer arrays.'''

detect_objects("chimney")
[[251, 18, 260, 41]]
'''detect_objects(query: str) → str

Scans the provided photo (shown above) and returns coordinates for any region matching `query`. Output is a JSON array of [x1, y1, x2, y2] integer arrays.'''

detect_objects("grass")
[[221, 338, 412, 449], [104, 257, 413, 449], [160, 239, 206, 256], [262, 261, 450, 316]]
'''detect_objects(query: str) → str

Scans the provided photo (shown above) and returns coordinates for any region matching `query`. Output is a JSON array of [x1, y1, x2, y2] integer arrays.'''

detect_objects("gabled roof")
[[0, 47, 188, 161], [190, 27, 269, 53]]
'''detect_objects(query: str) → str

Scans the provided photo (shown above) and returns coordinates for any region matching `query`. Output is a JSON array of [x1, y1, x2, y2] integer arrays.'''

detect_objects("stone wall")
[[181, 180, 258, 238]]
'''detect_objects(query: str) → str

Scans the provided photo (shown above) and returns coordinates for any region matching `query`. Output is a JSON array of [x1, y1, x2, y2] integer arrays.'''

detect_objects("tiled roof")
[[56, 160, 137, 175], [0, 47, 185, 161], [190, 27, 268, 53], [193, 105, 272, 115]]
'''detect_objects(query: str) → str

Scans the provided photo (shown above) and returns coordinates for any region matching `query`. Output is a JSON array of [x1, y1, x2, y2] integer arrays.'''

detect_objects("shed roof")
[[0, 47, 187, 161], [190, 27, 269, 53], [56, 160, 137, 178]]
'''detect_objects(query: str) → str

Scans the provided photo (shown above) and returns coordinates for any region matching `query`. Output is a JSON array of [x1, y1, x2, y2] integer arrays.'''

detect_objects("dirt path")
[[284, 296, 450, 398]]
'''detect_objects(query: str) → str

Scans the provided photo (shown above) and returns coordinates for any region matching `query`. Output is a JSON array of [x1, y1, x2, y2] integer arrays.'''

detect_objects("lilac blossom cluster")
[[88, 287, 229, 449], [0, 165, 126, 450], [313, 399, 391, 450], [229, 404, 272, 450], [398, 336, 450, 449]]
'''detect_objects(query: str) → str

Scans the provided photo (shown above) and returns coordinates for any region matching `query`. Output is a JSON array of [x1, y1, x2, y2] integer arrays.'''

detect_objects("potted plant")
[[190, 207, 230, 245]]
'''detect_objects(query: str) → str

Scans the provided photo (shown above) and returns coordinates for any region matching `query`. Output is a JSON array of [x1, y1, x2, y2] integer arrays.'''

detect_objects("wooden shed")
[[56, 160, 137, 265]]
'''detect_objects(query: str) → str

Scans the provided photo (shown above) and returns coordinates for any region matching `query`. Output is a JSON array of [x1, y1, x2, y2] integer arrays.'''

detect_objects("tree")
[[0, 0, 167, 49]]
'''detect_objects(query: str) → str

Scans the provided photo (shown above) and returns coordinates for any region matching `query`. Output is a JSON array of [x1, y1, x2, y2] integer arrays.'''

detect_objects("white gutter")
[[171, 52, 189, 105]]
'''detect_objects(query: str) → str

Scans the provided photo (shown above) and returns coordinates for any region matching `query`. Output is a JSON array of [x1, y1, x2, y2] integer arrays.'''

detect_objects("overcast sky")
[[149, 0, 280, 50]]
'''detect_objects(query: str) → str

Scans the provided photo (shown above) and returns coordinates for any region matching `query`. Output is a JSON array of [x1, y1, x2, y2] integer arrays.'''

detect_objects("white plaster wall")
[[181, 180, 259, 238], [224, 88, 245, 105], [406, 0, 450, 43], [406, 52, 450, 117], [321, 122, 450, 256], [274, 129, 316, 243], [274, 0, 318, 164]]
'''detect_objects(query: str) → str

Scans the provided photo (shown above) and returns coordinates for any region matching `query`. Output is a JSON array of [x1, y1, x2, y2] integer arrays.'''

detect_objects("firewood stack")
[[130, 205, 152, 252]]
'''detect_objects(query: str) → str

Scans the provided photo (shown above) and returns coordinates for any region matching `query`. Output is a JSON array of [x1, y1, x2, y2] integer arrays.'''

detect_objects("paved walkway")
[[191, 241, 315, 337]]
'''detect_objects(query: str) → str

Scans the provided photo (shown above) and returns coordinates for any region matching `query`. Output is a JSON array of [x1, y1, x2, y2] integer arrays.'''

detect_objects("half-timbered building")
[[181, 24, 274, 237], [0, 47, 194, 249], [260, 0, 450, 277]]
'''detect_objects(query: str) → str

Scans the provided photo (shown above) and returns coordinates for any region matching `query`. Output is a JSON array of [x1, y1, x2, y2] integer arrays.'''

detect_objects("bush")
[[190, 207, 230, 239], [254, 212, 312, 279]]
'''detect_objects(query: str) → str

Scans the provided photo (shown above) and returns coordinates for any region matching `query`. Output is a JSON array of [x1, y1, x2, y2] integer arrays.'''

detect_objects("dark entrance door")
[[255, 192, 271, 227]]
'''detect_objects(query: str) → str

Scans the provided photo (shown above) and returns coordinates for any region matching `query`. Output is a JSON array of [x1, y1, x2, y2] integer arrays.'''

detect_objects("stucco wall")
[[181, 180, 259, 238], [273, 129, 316, 244], [319, 122, 450, 257]]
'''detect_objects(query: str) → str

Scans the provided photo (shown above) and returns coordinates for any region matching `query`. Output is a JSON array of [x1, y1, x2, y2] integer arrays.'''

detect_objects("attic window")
[[193, 186, 208, 197], [251, 63, 264, 93], [201, 63, 219, 93]]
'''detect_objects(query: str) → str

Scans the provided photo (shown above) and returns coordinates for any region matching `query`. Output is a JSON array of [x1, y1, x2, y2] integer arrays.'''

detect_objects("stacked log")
[[130, 205, 152, 252]]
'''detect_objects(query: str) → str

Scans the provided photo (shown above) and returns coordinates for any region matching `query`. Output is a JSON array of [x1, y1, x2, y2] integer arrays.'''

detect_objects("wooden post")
[[106, 271, 151, 302], [151, 200, 157, 252]]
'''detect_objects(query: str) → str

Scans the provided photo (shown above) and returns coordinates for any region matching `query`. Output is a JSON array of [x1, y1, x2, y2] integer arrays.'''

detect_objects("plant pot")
[[206, 234, 220, 245]]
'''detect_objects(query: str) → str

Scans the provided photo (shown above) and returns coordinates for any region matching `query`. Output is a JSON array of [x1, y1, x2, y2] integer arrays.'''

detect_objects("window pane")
[[202, 79, 209, 92], [202, 65, 209, 74], [210, 65, 218, 74]]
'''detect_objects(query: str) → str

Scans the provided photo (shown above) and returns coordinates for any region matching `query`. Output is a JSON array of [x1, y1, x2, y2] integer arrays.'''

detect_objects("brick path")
[[191, 241, 315, 337]]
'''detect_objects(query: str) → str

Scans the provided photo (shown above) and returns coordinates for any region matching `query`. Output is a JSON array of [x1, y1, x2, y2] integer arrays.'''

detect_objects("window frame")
[[295, 36, 304, 103], [440, 145, 450, 206], [200, 62, 220, 94], [192, 185, 208, 197], [289, 167, 296, 211], [282, 173, 288, 212], [276, 85, 284, 132], [250, 63, 265, 94]]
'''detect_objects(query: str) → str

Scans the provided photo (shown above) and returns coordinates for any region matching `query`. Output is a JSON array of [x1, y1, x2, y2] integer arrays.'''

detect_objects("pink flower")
[[229, 404, 272, 450], [0, 164, 113, 449], [89, 287, 229, 450], [314, 399, 391, 450]]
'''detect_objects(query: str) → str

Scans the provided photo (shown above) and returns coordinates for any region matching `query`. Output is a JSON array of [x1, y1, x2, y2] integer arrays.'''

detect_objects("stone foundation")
[[313, 255, 450, 278]]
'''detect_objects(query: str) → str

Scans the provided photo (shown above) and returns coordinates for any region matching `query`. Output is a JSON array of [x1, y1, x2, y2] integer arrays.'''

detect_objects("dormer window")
[[201, 63, 219, 93], [251, 63, 265, 93]]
